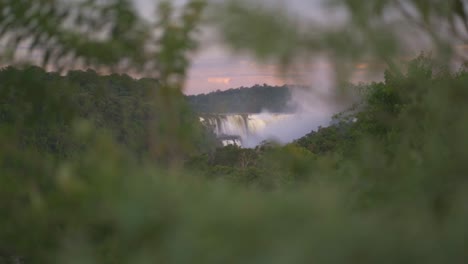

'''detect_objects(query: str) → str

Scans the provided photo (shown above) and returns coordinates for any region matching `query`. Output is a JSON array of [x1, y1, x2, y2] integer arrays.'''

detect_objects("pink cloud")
[[207, 77, 232, 85]]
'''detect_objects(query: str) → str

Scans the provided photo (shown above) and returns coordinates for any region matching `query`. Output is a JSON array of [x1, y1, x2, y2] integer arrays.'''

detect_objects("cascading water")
[[197, 86, 339, 148], [200, 113, 294, 147]]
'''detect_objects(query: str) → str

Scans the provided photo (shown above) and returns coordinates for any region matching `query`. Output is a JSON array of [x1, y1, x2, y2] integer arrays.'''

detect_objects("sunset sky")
[[134, 0, 338, 95], [139, 0, 461, 95], [132, 0, 456, 95]]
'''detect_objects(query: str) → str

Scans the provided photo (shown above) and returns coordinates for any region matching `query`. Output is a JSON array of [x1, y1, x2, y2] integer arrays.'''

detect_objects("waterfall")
[[200, 113, 293, 147]]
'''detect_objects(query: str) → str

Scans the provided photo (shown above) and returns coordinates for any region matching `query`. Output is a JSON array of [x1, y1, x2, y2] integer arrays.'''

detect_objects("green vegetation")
[[0, 66, 213, 162], [4, 55, 467, 264], [2, 0, 468, 263], [187, 84, 293, 113]]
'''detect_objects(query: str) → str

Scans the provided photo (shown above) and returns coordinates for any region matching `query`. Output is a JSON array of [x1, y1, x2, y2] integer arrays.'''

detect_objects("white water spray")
[[200, 83, 339, 147]]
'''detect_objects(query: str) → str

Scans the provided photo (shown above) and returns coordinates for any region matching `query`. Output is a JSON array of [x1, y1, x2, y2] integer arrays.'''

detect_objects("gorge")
[[190, 85, 336, 148], [200, 112, 330, 148], [200, 113, 293, 147]]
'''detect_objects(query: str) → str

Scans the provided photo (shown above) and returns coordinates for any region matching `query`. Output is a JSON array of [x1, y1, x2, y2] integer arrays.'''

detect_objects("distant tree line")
[[187, 84, 295, 113]]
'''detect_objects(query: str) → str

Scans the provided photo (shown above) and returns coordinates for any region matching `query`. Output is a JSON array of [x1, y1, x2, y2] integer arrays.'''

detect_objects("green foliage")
[[2, 0, 468, 264], [216, 0, 468, 79], [0, 0, 149, 71], [295, 124, 354, 156], [291, 56, 468, 213]]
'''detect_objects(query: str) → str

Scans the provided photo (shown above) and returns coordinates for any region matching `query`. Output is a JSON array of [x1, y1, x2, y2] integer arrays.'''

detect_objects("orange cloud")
[[355, 63, 369, 70], [207, 77, 232, 85], [456, 44, 468, 51]]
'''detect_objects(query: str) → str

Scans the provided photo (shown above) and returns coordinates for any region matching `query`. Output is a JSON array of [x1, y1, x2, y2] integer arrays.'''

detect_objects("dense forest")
[[187, 85, 294, 113], [3, 0, 468, 263], [5, 53, 468, 263], [4, 55, 468, 264], [0, 66, 215, 161]]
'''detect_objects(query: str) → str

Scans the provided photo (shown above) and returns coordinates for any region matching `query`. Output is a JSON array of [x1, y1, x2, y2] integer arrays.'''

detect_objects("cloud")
[[456, 44, 468, 51], [207, 77, 232, 85], [355, 63, 369, 70]]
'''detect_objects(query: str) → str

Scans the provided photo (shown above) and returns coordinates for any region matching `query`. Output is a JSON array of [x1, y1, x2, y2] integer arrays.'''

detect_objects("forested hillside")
[[0, 66, 214, 161], [187, 84, 294, 113]]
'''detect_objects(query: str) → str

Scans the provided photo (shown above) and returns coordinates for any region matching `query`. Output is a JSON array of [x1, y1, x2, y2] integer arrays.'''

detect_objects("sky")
[[134, 0, 339, 95], [132, 0, 461, 95]]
